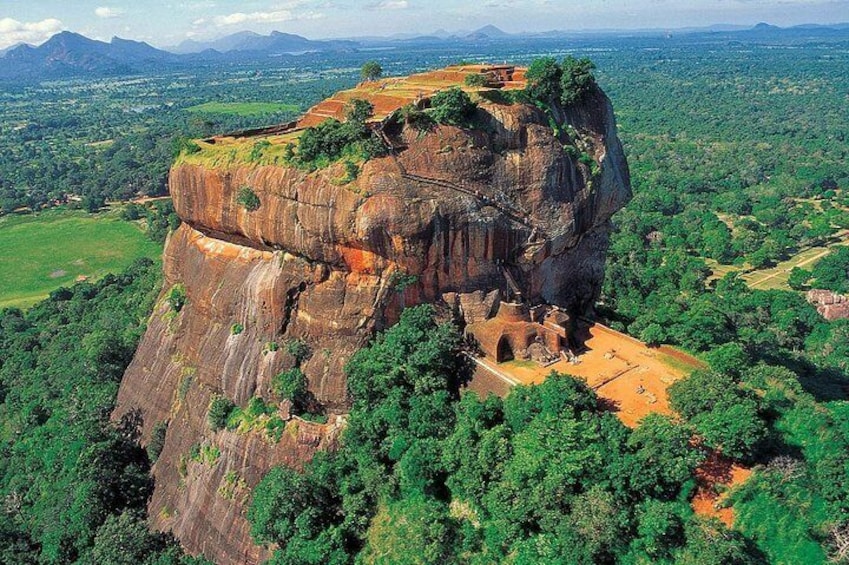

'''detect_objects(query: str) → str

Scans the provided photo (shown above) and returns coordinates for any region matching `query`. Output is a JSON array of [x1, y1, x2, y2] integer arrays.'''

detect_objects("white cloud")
[[0, 18, 64, 49], [367, 0, 410, 9], [95, 6, 124, 19], [212, 9, 324, 26]]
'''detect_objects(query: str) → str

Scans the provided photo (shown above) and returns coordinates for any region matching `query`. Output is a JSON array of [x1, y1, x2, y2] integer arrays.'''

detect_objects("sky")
[[0, 0, 847, 49]]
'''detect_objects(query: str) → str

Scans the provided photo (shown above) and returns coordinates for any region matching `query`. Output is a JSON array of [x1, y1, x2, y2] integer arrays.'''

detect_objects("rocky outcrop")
[[807, 289, 849, 320], [114, 81, 631, 563]]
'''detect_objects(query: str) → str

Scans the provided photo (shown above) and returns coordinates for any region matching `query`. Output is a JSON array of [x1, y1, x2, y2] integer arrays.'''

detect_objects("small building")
[[466, 300, 572, 364]]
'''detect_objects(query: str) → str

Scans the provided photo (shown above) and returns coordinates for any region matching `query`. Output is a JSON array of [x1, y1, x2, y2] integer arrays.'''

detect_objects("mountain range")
[[1, 23, 847, 81], [171, 30, 357, 54]]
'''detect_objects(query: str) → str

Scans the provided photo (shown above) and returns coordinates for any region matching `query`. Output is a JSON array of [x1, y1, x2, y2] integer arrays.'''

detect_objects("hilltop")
[[114, 62, 631, 562]]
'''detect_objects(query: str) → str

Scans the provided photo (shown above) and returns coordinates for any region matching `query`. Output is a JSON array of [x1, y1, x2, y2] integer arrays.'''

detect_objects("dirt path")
[[691, 451, 752, 526], [745, 229, 849, 289], [748, 248, 832, 288]]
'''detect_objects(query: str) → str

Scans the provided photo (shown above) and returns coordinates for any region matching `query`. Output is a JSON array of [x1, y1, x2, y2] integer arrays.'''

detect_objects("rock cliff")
[[114, 69, 631, 563]]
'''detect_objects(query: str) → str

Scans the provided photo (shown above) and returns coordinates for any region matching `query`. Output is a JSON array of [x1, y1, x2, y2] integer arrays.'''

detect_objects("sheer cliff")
[[114, 69, 631, 563]]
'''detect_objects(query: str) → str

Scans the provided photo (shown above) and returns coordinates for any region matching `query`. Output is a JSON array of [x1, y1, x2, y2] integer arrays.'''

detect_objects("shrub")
[[464, 73, 489, 87], [272, 368, 308, 404], [147, 420, 168, 463], [173, 136, 201, 158], [389, 272, 419, 292], [398, 104, 435, 131], [284, 339, 311, 365], [121, 203, 146, 221], [167, 284, 186, 312], [342, 161, 359, 183], [428, 87, 477, 127], [237, 186, 261, 211], [230, 323, 244, 335], [208, 395, 236, 431], [249, 140, 271, 162], [297, 118, 385, 168]]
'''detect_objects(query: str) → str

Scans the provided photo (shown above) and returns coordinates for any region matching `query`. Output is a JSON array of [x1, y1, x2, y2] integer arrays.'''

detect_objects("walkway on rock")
[[399, 171, 537, 231]]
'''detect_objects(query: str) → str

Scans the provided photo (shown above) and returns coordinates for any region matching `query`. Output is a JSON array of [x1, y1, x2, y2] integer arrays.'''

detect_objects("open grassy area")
[[186, 102, 300, 116], [0, 209, 162, 310], [176, 132, 303, 168], [705, 229, 849, 291]]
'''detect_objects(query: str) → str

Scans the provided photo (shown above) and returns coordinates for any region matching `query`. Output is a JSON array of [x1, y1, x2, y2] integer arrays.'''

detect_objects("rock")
[[114, 76, 631, 563], [807, 289, 849, 320]]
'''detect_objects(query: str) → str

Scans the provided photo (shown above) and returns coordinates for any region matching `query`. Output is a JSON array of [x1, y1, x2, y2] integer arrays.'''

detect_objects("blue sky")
[[1, 0, 847, 48]]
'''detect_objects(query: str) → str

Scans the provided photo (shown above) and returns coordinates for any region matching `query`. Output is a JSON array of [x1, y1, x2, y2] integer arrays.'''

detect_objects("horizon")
[[1, 0, 848, 50]]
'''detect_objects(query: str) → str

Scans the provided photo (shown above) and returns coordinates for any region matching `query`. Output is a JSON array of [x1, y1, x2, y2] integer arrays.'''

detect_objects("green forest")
[[1, 30, 848, 565], [0, 260, 209, 564]]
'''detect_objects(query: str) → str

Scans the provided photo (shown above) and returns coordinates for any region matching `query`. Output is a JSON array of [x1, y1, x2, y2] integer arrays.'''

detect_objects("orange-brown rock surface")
[[114, 76, 630, 564]]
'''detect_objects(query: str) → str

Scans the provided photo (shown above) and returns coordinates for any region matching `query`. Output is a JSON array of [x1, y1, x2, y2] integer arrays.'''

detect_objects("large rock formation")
[[114, 73, 631, 563]]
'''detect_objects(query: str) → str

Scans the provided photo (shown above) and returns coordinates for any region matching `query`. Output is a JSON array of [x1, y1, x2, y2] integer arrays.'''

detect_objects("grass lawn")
[[743, 232, 849, 290], [0, 209, 162, 310], [705, 230, 849, 291], [186, 102, 300, 116]]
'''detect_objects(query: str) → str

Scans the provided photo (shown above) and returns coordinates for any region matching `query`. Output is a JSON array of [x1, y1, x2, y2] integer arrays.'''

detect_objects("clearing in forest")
[[473, 320, 705, 428], [0, 209, 161, 309], [186, 101, 301, 116], [705, 228, 849, 290]]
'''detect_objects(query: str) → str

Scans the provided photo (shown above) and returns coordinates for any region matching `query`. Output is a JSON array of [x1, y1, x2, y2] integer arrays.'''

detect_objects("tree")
[[569, 486, 628, 558], [631, 499, 687, 560], [346, 98, 374, 126], [89, 512, 172, 565], [676, 517, 764, 565], [787, 267, 812, 290], [703, 342, 749, 378], [627, 414, 703, 499], [811, 247, 849, 293], [358, 496, 460, 564], [428, 87, 477, 127], [524, 56, 562, 104], [560, 56, 597, 105], [361, 61, 383, 82], [669, 370, 766, 460]]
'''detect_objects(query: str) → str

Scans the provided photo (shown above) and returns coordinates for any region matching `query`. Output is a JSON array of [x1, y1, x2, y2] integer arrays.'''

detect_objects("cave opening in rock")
[[497, 335, 514, 362]]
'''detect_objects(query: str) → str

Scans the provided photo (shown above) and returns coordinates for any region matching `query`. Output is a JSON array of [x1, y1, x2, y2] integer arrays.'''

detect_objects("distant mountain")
[[0, 31, 175, 79], [0, 42, 27, 58], [465, 25, 511, 40], [3, 22, 848, 82], [710, 22, 849, 40], [170, 30, 356, 54], [0, 29, 361, 80]]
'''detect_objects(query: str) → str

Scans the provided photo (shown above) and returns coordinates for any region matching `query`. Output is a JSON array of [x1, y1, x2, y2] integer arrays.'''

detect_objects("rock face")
[[114, 81, 631, 563]]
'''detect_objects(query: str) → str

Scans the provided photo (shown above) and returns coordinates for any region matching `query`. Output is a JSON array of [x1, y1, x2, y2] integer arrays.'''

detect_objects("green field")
[[0, 210, 162, 309], [705, 230, 849, 291], [185, 101, 300, 116]]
